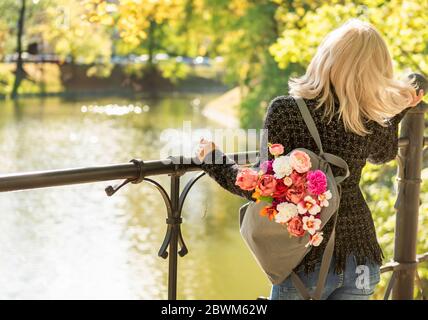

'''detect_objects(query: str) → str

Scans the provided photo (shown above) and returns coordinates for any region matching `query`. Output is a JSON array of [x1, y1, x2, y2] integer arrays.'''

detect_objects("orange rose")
[[287, 217, 305, 237], [235, 168, 259, 191], [285, 185, 306, 204], [257, 174, 277, 196]]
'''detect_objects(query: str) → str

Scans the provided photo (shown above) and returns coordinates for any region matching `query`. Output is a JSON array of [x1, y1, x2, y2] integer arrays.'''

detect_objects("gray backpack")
[[239, 96, 350, 300]]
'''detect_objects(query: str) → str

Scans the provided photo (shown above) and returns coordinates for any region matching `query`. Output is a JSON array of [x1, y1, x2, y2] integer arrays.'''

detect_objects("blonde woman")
[[196, 18, 423, 300]]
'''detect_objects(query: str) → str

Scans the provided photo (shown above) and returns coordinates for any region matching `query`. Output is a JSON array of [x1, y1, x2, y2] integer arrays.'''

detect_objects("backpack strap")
[[322, 153, 350, 184], [294, 96, 324, 155], [293, 96, 350, 184], [312, 196, 340, 300], [290, 214, 338, 300], [290, 185, 342, 300]]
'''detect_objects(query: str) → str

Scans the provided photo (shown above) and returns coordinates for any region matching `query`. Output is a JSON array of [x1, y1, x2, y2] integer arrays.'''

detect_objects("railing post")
[[167, 173, 180, 300], [393, 75, 427, 299]]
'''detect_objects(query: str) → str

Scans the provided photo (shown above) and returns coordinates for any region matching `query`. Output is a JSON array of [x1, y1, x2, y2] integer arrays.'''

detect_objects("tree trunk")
[[147, 19, 156, 69], [11, 0, 27, 99]]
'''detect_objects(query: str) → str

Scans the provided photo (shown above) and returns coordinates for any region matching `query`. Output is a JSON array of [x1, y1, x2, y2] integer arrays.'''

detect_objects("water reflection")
[[80, 103, 150, 116], [0, 96, 270, 299]]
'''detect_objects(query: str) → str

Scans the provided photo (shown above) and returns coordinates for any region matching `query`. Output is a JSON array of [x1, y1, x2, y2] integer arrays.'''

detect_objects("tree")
[[198, 0, 291, 128], [85, 0, 196, 80], [270, 0, 428, 77], [5, 0, 53, 98], [36, 0, 113, 77], [11, 0, 27, 99]]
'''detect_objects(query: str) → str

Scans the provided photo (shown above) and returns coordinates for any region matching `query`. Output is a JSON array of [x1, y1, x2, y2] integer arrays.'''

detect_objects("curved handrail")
[[0, 151, 258, 192]]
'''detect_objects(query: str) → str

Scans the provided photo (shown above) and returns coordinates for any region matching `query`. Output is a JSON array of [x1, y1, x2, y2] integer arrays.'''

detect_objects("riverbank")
[[0, 62, 230, 100], [1, 62, 243, 130], [202, 86, 246, 128]]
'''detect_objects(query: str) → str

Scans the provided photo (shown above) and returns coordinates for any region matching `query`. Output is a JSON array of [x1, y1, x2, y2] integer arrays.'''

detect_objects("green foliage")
[[198, 1, 291, 128], [259, 195, 273, 203], [361, 161, 398, 262], [38, 0, 112, 68], [0, 66, 13, 96], [0, 0, 113, 96], [0, 0, 21, 60], [0, 63, 63, 96], [360, 148, 428, 298], [157, 60, 191, 83], [270, 0, 428, 76]]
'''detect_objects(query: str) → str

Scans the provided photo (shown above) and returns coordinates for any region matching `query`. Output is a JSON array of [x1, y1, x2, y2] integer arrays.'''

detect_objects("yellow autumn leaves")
[[270, 0, 428, 76]]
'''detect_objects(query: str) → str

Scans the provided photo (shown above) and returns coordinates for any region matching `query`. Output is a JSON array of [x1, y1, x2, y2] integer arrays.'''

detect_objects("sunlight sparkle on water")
[[80, 104, 149, 116]]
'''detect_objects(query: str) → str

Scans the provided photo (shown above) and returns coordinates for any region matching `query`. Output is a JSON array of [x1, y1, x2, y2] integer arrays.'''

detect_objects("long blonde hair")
[[288, 18, 416, 136]]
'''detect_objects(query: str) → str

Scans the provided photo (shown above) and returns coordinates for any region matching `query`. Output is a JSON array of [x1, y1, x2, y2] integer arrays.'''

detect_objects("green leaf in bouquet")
[[258, 196, 273, 203]]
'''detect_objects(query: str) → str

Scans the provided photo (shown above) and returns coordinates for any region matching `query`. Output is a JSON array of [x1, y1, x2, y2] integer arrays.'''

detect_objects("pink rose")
[[287, 217, 305, 237], [290, 150, 312, 173], [306, 170, 327, 195], [235, 168, 259, 191], [257, 174, 277, 196], [269, 143, 285, 157]]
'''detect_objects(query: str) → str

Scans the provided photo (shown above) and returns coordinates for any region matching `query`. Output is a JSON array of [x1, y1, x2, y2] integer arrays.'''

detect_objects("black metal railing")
[[0, 152, 257, 300]]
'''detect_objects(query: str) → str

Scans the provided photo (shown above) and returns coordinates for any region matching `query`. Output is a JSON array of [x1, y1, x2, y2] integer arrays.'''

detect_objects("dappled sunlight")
[[81, 103, 149, 116]]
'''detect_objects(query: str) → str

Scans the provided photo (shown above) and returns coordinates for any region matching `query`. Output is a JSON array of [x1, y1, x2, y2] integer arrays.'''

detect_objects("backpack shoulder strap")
[[290, 185, 343, 300], [293, 96, 324, 155], [293, 96, 350, 184]]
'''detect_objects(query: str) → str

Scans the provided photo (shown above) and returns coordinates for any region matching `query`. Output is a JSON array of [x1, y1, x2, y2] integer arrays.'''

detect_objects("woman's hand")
[[409, 89, 424, 107], [197, 138, 216, 162]]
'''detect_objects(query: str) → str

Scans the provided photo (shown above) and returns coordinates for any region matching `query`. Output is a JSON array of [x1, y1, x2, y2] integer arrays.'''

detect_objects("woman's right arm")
[[367, 88, 423, 164], [367, 107, 412, 164], [198, 96, 286, 201]]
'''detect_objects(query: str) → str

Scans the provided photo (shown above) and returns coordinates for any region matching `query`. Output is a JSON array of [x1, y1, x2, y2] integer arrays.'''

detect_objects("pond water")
[[0, 95, 271, 299]]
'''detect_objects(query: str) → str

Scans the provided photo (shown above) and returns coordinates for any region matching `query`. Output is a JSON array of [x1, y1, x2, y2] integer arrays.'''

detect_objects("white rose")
[[275, 202, 298, 224], [272, 156, 292, 179]]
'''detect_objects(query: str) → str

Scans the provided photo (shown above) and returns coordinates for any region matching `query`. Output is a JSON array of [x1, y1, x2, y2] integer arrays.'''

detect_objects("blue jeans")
[[269, 255, 381, 300]]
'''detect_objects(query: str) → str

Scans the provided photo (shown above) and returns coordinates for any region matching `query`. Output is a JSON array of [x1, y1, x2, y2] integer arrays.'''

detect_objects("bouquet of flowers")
[[235, 143, 332, 248]]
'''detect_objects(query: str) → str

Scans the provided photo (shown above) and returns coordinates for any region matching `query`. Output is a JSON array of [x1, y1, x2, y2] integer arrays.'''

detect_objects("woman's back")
[[264, 95, 409, 273]]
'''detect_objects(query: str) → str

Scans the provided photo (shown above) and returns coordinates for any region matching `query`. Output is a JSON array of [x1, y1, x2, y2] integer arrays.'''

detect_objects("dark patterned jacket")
[[200, 95, 411, 274]]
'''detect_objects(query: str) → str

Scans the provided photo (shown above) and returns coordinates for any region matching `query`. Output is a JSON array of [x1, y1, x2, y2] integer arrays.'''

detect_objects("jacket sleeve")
[[199, 97, 283, 201], [367, 107, 412, 164]]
